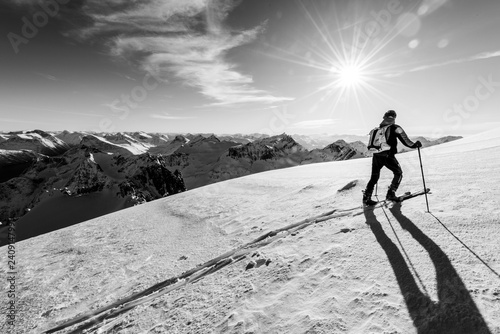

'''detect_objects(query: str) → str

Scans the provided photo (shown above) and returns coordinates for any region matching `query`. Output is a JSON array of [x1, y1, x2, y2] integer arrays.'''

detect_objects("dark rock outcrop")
[[227, 134, 307, 162], [64, 152, 108, 195], [117, 154, 186, 202], [0, 146, 186, 238]]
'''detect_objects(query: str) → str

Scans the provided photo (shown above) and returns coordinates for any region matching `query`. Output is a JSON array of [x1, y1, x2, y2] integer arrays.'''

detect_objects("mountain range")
[[0, 129, 461, 244]]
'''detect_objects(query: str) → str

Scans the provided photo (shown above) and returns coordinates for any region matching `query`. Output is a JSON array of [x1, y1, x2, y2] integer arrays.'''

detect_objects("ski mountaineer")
[[362, 110, 422, 206]]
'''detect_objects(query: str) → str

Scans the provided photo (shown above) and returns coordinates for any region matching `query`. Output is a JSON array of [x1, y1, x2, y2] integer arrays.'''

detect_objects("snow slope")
[[2, 129, 500, 334], [0, 130, 70, 156], [69, 133, 153, 156]]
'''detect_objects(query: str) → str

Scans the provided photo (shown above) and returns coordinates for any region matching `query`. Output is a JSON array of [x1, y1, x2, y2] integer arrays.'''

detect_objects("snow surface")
[[0, 131, 68, 154], [90, 134, 149, 155], [17, 133, 33, 140], [17, 132, 67, 149], [2, 129, 500, 333], [0, 148, 36, 160]]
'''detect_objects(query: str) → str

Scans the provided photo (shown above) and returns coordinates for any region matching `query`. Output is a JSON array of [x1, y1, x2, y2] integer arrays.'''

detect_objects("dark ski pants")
[[366, 152, 402, 195]]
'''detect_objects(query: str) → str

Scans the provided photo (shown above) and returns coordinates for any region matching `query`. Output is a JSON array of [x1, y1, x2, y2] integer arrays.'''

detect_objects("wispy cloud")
[[105, 70, 136, 81], [290, 119, 338, 129], [102, 102, 128, 113], [74, 0, 292, 106], [150, 113, 196, 120], [409, 50, 500, 72], [7, 104, 66, 114], [0, 117, 63, 126], [34, 72, 58, 81], [385, 49, 500, 77], [61, 111, 103, 118]]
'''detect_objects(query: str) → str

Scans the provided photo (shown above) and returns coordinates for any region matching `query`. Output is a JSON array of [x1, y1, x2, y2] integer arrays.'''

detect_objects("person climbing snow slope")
[[363, 110, 422, 206]]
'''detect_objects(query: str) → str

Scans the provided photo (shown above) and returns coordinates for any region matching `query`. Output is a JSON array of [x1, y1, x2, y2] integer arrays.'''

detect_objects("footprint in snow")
[[335, 228, 355, 234], [245, 258, 272, 270]]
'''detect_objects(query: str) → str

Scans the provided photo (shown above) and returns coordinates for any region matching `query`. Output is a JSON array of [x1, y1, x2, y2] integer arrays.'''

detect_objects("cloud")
[[74, 0, 292, 106], [105, 70, 137, 81], [102, 102, 129, 114], [34, 72, 58, 81], [150, 113, 196, 120], [6, 104, 66, 114], [384, 49, 500, 77], [290, 119, 338, 129], [0, 117, 63, 126], [61, 111, 103, 118], [409, 49, 500, 72]]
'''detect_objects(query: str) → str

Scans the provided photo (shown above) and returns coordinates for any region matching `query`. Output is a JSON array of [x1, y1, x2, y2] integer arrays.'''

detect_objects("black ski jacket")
[[384, 124, 417, 155]]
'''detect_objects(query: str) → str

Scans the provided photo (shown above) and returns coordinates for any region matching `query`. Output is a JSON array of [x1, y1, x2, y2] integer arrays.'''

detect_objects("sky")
[[1, 0, 500, 137]]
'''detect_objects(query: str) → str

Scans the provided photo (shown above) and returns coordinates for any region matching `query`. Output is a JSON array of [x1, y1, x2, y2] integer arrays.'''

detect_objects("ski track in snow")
[[41, 208, 354, 333], [2, 129, 500, 334]]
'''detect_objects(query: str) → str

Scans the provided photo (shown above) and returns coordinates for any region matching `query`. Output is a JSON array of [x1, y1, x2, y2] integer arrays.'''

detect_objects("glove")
[[412, 140, 422, 148]]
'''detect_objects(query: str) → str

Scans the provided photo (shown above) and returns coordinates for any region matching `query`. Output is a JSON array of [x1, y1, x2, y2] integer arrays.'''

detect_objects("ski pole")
[[417, 147, 430, 212]]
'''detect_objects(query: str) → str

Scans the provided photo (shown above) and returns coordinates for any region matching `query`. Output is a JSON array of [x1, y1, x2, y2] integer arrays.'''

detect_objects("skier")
[[362, 110, 422, 205]]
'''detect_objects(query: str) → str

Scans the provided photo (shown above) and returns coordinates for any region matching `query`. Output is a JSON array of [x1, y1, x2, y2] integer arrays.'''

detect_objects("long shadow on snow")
[[364, 203, 490, 334]]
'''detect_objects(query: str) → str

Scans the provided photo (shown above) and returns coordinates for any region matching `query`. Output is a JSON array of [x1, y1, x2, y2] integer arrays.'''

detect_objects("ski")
[[393, 188, 431, 203], [364, 188, 431, 207]]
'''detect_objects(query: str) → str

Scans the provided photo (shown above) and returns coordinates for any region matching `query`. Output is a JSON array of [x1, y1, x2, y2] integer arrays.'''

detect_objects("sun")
[[339, 65, 362, 87], [260, 3, 402, 115], [330, 63, 366, 88]]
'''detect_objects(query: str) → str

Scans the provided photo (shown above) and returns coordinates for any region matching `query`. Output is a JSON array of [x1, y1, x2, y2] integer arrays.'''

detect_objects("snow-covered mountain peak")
[[0, 129, 70, 156]]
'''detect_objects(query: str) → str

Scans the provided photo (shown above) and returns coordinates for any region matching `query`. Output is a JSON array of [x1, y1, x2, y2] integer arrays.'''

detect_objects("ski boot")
[[362, 190, 378, 206], [386, 187, 399, 202]]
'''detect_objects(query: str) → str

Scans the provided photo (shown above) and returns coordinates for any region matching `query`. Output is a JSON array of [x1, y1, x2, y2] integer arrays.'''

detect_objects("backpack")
[[367, 124, 391, 153]]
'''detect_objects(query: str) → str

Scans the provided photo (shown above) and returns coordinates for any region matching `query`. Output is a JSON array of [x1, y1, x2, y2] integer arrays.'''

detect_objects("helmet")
[[384, 110, 397, 119]]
